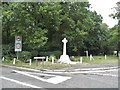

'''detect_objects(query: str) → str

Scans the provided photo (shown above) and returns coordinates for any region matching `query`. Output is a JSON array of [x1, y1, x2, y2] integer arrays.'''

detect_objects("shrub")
[[49, 55, 56, 61], [18, 51, 32, 62], [2, 44, 14, 58], [31, 50, 39, 57], [40, 51, 62, 59]]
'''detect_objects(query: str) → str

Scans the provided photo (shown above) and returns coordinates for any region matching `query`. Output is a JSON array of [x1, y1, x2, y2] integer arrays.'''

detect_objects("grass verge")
[[2, 56, 118, 69]]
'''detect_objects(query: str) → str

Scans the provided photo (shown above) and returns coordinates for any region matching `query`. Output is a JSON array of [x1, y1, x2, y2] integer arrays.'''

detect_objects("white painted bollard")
[[29, 59, 32, 66], [46, 56, 48, 62], [85, 51, 89, 58], [105, 55, 107, 60], [2, 57, 5, 61], [13, 58, 16, 65], [52, 57, 54, 64], [118, 52, 120, 59], [90, 54, 94, 60], [80, 57, 83, 63], [86, 51, 88, 58], [90, 54, 92, 60]]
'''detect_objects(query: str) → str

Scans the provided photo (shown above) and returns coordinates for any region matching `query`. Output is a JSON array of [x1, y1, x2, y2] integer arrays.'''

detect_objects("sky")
[[88, 0, 119, 28]]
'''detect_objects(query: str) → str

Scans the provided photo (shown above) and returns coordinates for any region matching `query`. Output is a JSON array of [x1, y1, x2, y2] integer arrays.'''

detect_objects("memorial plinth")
[[58, 38, 78, 64]]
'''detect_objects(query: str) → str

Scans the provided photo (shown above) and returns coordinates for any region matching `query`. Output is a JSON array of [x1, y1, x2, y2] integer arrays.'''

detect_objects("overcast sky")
[[88, 0, 119, 28]]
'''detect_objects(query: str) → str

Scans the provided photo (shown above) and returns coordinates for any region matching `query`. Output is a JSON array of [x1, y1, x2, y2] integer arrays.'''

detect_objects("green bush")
[[2, 44, 14, 58], [40, 51, 62, 59], [19, 51, 32, 62], [31, 50, 39, 57], [49, 55, 56, 61]]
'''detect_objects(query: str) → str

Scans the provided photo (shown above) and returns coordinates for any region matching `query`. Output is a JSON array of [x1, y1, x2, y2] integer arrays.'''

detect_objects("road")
[[0, 64, 119, 89]]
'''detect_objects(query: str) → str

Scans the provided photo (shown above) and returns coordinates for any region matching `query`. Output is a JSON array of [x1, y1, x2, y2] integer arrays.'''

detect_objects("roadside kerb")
[[1, 64, 118, 73]]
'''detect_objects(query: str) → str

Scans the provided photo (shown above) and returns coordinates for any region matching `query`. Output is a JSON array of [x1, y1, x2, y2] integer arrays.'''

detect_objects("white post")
[[92, 55, 94, 60], [90, 54, 92, 61], [86, 51, 88, 58], [62, 38, 68, 55], [118, 52, 120, 60], [13, 58, 16, 65], [29, 59, 32, 66], [80, 57, 83, 63], [2, 57, 5, 61], [90, 54, 94, 60], [52, 57, 54, 64], [46, 56, 48, 62], [105, 55, 107, 60]]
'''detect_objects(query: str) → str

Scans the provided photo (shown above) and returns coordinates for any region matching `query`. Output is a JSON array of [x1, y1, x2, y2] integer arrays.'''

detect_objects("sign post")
[[15, 36, 22, 60]]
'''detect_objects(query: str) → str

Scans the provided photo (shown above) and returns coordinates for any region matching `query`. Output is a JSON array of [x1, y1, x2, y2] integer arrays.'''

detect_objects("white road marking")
[[47, 76, 71, 84], [13, 70, 71, 84], [47, 66, 118, 72], [89, 73, 118, 77], [74, 66, 118, 71], [81, 75, 118, 86], [21, 71, 57, 77], [2, 65, 40, 72], [70, 69, 118, 74], [45, 68, 118, 74], [13, 70, 47, 82], [0, 76, 42, 88]]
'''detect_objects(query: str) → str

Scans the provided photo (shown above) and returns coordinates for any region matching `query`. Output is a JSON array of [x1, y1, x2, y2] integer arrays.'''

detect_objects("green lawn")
[[71, 55, 118, 64], [2, 60, 72, 69], [2, 55, 118, 69]]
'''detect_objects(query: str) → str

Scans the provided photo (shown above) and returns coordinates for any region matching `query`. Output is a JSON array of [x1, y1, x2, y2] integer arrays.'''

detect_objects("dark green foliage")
[[40, 51, 62, 59], [2, 44, 15, 59], [110, 1, 120, 52], [31, 50, 39, 57], [2, 2, 118, 59], [18, 51, 32, 62]]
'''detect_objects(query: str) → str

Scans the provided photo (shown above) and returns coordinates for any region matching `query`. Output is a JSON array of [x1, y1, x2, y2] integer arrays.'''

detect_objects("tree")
[[110, 1, 120, 51], [2, 3, 48, 50], [2, 2, 110, 57]]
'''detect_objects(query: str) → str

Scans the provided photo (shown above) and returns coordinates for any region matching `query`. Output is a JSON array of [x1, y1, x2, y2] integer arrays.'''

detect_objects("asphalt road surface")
[[0, 64, 119, 89]]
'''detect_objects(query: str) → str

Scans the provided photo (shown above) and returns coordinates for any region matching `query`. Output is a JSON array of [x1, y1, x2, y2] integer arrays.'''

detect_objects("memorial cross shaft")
[[62, 38, 68, 55]]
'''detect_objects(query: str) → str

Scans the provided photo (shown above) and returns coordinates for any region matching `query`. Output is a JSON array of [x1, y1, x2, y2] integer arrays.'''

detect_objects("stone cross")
[[62, 38, 68, 55]]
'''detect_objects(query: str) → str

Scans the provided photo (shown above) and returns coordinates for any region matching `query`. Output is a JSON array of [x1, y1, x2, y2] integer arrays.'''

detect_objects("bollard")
[[86, 51, 89, 58], [90, 54, 92, 61], [52, 57, 54, 64], [29, 59, 32, 66], [105, 55, 107, 60], [2, 57, 5, 61], [118, 52, 120, 60], [13, 58, 16, 65], [46, 56, 48, 62], [90, 54, 94, 60], [80, 57, 83, 63]]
